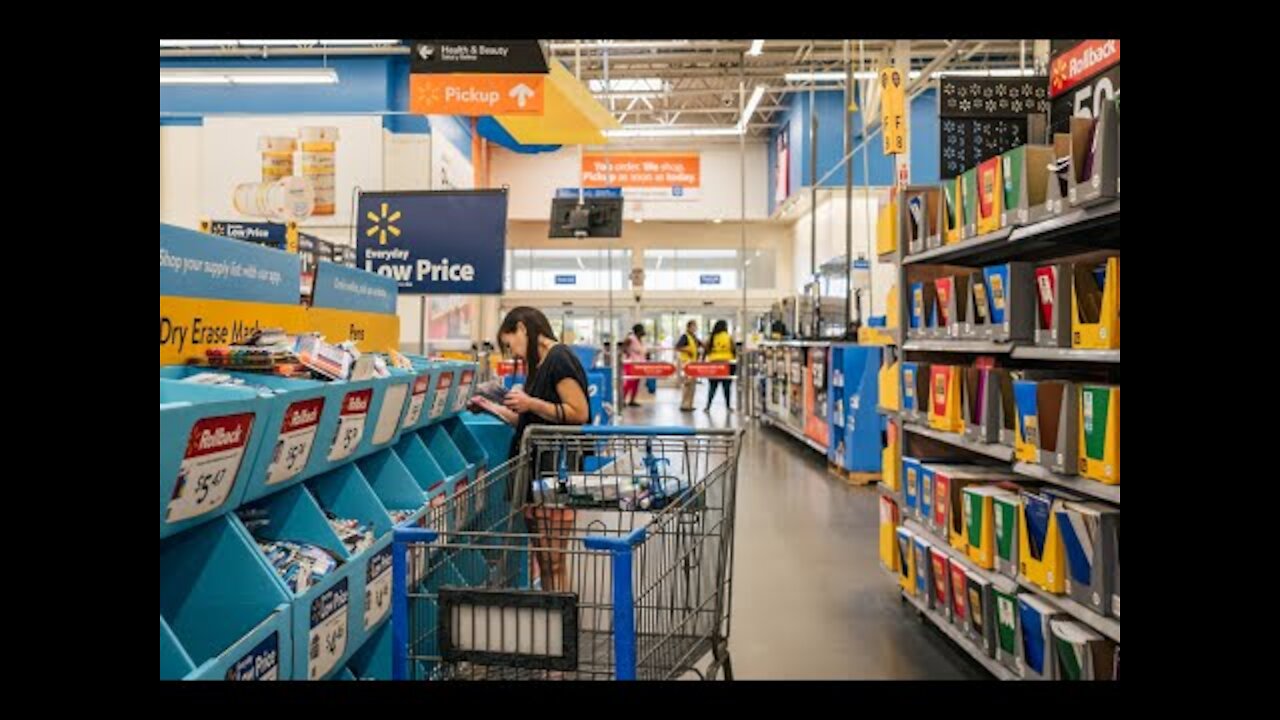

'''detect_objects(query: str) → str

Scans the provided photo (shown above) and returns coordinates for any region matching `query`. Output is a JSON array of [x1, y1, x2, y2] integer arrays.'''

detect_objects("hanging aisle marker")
[[881, 67, 907, 155]]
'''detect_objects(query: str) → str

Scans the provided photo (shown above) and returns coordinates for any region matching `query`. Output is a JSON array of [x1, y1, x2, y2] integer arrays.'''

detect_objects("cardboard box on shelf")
[[1057, 500, 1120, 617], [950, 561, 971, 635], [902, 455, 923, 520], [905, 187, 941, 253], [1050, 618, 1116, 680], [967, 572, 996, 657], [1034, 263, 1074, 348], [943, 176, 963, 245], [882, 418, 900, 491], [908, 282, 938, 340], [1079, 384, 1120, 485], [960, 168, 979, 239], [1018, 594, 1064, 680], [976, 156, 1003, 235], [936, 275, 971, 339], [1001, 144, 1056, 227], [1013, 379, 1041, 464], [981, 262, 1036, 343], [1037, 380, 1080, 475], [1067, 99, 1119, 207], [994, 587, 1022, 672], [877, 198, 899, 257], [993, 368, 1017, 447], [929, 547, 952, 622], [914, 535, 934, 607], [965, 485, 1018, 570], [1071, 256, 1120, 350], [937, 465, 1019, 554], [896, 526, 917, 595], [879, 353, 901, 412], [879, 494, 901, 573], [1046, 132, 1072, 215]]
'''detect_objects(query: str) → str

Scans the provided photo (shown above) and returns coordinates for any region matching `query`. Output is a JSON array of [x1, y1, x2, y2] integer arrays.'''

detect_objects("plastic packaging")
[[298, 127, 338, 216], [259, 136, 296, 183]]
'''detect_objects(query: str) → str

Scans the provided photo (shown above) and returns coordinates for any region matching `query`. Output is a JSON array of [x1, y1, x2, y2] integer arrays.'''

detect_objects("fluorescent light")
[[160, 40, 233, 48], [747, 40, 765, 56], [318, 40, 399, 46], [160, 68, 339, 85], [786, 67, 1038, 83], [737, 84, 766, 132], [239, 39, 319, 46]]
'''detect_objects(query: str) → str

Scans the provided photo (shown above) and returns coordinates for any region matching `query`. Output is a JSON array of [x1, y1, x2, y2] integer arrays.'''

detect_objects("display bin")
[[445, 415, 490, 479], [827, 345, 882, 473], [422, 362, 460, 424], [357, 448, 433, 590], [445, 361, 478, 419], [462, 411, 515, 467], [234, 484, 359, 680], [419, 424, 477, 531], [160, 366, 341, 505], [293, 375, 396, 478], [367, 370, 413, 451], [160, 378, 272, 539], [307, 464, 396, 651], [345, 620, 393, 680], [160, 514, 293, 680]]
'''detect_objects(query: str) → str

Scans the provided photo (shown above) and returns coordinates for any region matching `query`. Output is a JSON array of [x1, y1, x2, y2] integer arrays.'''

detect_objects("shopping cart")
[[392, 425, 743, 680]]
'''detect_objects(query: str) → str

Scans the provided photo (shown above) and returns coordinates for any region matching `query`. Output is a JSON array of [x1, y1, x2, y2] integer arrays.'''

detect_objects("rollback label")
[[226, 631, 280, 680], [309, 578, 349, 679], [327, 390, 372, 461], [266, 398, 324, 485], [364, 546, 393, 630], [452, 369, 476, 412], [430, 373, 453, 419], [401, 373, 431, 429], [168, 413, 255, 523]]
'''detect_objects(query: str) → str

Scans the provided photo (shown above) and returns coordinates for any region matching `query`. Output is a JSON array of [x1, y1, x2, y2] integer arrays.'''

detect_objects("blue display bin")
[[586, 369, 608, 425], [367, 370, 413, 452], [446, 361, 479, 419], [394, 361, 447, 434], [445, 416, 489, 477], [827, 345, 883, 474], [392, 432, 455, 506], [422, 362, 459, 424], [345, 620, 393, 680], [461, 412, 514, 468], [234, 484, 358, 680], [160, 514, 293, 680], [160, 379, 272, 539], [570, 344, 600, 370], [356, 449, 430, 529], [298, 374, 408, 477]]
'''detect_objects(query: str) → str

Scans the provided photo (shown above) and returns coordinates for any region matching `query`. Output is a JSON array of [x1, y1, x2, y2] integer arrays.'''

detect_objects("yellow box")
[[928, 365, 964, 433], [1071, 256, 1120, 350], [877, 198, 898, 256], [896, 526, 916, 594], [879, 357, 901, 412], [885, 284, 899, 330], [1079, 385, 1120, 485], [881, 419, 901, 491], [976, 156, 1003, 235], [879, 495, 900, 572], [1018, 491, 1069, 593], [963, 486, 1010, 569], [943, 177, 963, 245]]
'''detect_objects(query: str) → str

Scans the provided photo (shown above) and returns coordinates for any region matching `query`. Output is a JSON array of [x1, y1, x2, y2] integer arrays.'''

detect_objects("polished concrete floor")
[[618, 387, 988, 680]]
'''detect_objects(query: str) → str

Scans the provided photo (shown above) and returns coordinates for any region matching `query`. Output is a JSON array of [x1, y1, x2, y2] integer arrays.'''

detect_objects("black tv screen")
[[549, 197, 624, 238]]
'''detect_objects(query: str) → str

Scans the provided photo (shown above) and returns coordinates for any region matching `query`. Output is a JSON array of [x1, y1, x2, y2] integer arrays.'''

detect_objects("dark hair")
[[712, 320, 729, 336], [497, 307, 558, 385], [632, 323, 645, 337]]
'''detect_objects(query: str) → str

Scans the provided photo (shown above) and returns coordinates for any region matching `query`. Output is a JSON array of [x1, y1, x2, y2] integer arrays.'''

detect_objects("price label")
[[266, 398, 324, 486], [168, 413, 255, 523], [309, 578, 349, 680], [452, 369, 476, 412], [372, 383, 410, 445], [327, 390, 372, 462], [226, 631, 280, 681], [401, 374, 431, 429], [430, 374, 453, 419], [364, 546, 393, 630]]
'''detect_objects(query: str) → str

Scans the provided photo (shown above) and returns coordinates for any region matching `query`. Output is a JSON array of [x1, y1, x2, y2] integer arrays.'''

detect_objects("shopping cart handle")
[[579, 425, 695, 436], [583, 527, 647, 551], [392, 527, 438, 543]]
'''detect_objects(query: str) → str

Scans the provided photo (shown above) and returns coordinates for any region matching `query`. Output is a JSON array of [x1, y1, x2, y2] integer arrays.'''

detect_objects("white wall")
[[160, 126, 203, 229], [787, 188, 897, 318], [490, 142, 770, 222]]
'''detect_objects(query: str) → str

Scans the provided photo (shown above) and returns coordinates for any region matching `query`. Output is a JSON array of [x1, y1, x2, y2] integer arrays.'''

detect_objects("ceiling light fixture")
[[602, 83, 765, 139], [160, 68, 340, 85], [737, 84, 766, 132], [747, 40, 765, 56]]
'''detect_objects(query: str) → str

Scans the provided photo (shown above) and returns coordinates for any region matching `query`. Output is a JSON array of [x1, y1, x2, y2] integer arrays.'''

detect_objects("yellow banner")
[[160, 296, 398, 366], [880, 67, 907, 155]]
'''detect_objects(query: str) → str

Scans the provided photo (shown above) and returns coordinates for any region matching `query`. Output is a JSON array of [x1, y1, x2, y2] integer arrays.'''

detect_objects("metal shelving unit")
[[760, 414, 828, 456], [902, 199, 1120, 266], [1011, 347, 1120, 363], [1013, 462, 1120, 505], [903, 339, 1016, 354], [900, 589, 1018, 681], [903, 423, 1015, 462], [903, 227, 1013, 265], [904, 518, 1017, 595], [1017, 579, 1121, 644]]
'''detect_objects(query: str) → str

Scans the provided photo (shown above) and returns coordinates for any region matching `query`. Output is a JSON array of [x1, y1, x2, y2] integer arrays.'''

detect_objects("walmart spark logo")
[[365, 203, 402, 245]]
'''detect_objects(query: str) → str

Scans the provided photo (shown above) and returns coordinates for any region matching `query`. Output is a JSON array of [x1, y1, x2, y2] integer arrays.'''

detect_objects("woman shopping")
[[703, 320, 736, 412], [675, 319, 702, 411], [620, 323, 649, 407]]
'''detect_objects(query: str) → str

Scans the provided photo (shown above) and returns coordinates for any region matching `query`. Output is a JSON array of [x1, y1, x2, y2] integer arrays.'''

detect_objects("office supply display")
[[1034, 263, 1073, 348], [905, 187, 941, 253], [967, 572, 996, 657], [1067, 100, 1119, 207], [1071, 256, 1120, 350], [929, 365, 964, 433], [930, 547, 953, 621], [965, 485, 1017, 569], [1079, 384, 1120, 485], [976, 156, 1003, 235], [950, 561, 971, 634], [993, 490, 1021, 579], [978, 262, 1036, 342], [994, 588, 1022, 672], [937, 465, 1019, 553], [1018, 595, 1063, 680], [993, 369, 1017, 447], [1001, 144, 1056, 227], [1019, 487, 1083, 593], [1013, 379, 1041, 464], [961, 168, 979, 239], [1036, 380, 1080, 475], [1057, 501, 1120, 616], [943, 177, 963, 245], [909, 282, 938, 339], [936, 275, 971, 339], [880, 495, 901, 573], [1050, 619, 1116, 680], [962, 366, 1001, 443], [897, 526, 917, 595]]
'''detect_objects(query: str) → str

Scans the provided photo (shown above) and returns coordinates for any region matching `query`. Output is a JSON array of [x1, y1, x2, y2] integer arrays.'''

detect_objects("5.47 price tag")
[[167, 413, 255, 523]]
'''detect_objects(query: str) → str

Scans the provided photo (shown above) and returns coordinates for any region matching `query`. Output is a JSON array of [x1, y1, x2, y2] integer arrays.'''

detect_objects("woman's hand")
[[470, 395, 518, 425], [504, 388, 536, 414]]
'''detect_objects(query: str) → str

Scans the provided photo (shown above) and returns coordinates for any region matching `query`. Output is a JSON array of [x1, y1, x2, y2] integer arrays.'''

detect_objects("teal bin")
[[233, 484, 359, 680], [366, 370, 414, 452], [345, 621, 393, 680], [403, 357, 458, 425], [445, 362, 479, 419], [358, 448, 437, 590], [461, 412, 515, 468], [445, 416, 490, 478], [419, 425, 472, 524], [394, 361, 446, 434], [307, 464, 396, 651], [160, 514, 293, 680], [160, 379, 272, 539]]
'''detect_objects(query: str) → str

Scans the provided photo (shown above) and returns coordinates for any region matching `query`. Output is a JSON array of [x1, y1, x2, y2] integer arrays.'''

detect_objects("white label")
[[1069, 187, 1078, 203], [364, 547, 393, 630], [1100, 327, 1108, 340], [167, 413, 254, 523], [1057, 452, 1064, 466], [1091, 591, 1101, 608], [372, 384, 410, 445], [266, 399, 324, 486], [401, 375, 430, 429], [309, 579, 349, 680], [328, 414, 367, 462], [1000, 212, 1008, 226], [452, 370, 475, 412], [1092, 175, 1101, 189], [430, 375, 453, 419]]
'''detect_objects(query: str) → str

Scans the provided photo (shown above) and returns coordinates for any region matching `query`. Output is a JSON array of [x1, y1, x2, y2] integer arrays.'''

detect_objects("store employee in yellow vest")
[[675, 319, 702, 411], [704, 320, 736, 412]]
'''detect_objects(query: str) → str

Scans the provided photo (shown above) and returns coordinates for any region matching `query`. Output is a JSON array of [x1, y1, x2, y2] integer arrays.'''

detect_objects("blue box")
[[827, 344, 882, 473], [160, 379, 272, 539], [160, 514, 292, 680], [902, 456, 923, 519]]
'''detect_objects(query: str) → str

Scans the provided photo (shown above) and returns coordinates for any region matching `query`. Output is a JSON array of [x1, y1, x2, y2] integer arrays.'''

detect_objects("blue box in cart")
[[160, 379, 272, 539]]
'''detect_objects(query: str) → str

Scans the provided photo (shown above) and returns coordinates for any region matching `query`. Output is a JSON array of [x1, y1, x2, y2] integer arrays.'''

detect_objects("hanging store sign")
[[409, 74, 545, 116], [1049, 40, 1120, 99], [200, 219, 298, 254], [880, 67, 907, 155], [411, 40, 549, 75], [1049, 40, 1120, 135], [582, 152, 700, 200]]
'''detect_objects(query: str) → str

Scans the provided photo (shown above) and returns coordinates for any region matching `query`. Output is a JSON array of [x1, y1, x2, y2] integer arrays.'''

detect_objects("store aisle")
[[620, 389, 987, 680]]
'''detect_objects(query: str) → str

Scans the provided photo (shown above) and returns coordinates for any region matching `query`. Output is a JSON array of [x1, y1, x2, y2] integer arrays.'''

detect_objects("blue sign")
[[554, 274, 578, 285], [699, 274, 722, 285], [311, 263, 397, 315], [205, 221, 288, 248], [555, 187, 623, 199], [356, 190, 508, 294], [160, 223, 301, 304]]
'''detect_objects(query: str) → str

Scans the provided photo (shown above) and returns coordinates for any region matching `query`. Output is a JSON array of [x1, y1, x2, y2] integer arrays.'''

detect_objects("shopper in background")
[[704, 320, 736, 412], [469, 306, 590, 590], [676, 319, 702, 411], [620, 324, 648, 407]]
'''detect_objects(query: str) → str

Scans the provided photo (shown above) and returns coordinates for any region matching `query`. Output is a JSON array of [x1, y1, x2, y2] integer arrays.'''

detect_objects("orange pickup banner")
[[623, 362, 677, 378], [683, 362, 733, 378], [410, 74, 545, 116]]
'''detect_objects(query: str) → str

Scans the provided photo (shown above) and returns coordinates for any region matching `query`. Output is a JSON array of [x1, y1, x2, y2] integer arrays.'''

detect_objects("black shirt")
[[509, 343, 591, 459]]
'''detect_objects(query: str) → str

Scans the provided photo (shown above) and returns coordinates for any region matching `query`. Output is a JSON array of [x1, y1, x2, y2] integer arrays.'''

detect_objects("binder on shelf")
[[936, 275, 971, 339], [1001, 144, 1056, 227], [976, 262, 1035, 343], [928, 365, 964, 433], [1017, 594, 1064, 680], [994, 587, 1022, 673], [950, 561, 971, 634], [943, 176, 963, 245], [1037, 380, 1080, 475], [1013, 379, 1041, 464], [960, 167, 979, 239], [1051, 619, 1116, 680], [902, 455, 923, 520], [939, 466, 1019, 553], [1067, 99, 1119, 207], [1019, 487, 1084, 593], [993, 369, 1017, 447], [914, 535, 934, 607], [966, 572, 996, 658], [965, 485, 1019, 570], [961, 271, 988, 339], [962, 366, 1000, 443], [919, 463, 938, 526], [1058, 501, 1120, 617], [905, 187, 941, 253], [901, 361, 929, 424], [976, 156, 1003, 235], [160, 515, 293, 680], [993, 490, 1021, 579], [879, 495, 901, 573], [160, 379, 272, 539], [897, 526, 917, 594], [1071, 256, 1120, 350], [1079, 384, 1121, 485], [1034, 263, 1074, 348], [929, 547, 952, 621]]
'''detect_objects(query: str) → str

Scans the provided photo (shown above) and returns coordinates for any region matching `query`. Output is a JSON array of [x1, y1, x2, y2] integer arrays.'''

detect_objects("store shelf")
[[1012, 463, 1120, 505], [1016, 579, 1121, 644], [760, 414, 828, 455], [900, 588, 1018, 681], [877, 406, 899, 416], [904, 518, 1018, 595], [903, 228, 1013, 265], [1011, 347, 1120, 363], [903, 339, 1015, 354], [902, 200, 1120, 267], [903, 423, 1015, 462]]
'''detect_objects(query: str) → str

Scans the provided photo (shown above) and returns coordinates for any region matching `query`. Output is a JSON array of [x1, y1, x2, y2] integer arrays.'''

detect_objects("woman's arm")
[[503, 380, 590, 425], [471, 396, 519, 425]]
